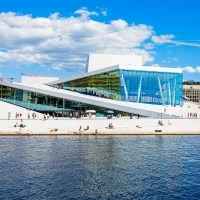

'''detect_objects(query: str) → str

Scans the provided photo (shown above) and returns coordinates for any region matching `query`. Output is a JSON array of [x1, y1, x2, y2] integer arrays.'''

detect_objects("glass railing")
[[63, 87, 121, 101]]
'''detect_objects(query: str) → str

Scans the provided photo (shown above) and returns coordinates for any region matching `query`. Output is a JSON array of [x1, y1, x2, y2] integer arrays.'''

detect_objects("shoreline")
[[0, 118, 200, 136], [1, 131, 200, 136]]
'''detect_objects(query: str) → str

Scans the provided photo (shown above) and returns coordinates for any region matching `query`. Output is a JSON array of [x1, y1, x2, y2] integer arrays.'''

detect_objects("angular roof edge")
[[47, 65, 119, 85], [46, 64, 182, 85]]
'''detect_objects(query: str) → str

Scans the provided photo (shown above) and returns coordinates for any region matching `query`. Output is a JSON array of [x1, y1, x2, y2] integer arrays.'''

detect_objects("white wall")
[[21, 76, 59, 84], [86, 53, 143, 72]]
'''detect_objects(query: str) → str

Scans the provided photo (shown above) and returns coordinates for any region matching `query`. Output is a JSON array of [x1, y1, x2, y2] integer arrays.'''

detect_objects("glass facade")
[[120, 70, 183, 105], [62, 70, 121, 100], [59, 69, 183, 106]]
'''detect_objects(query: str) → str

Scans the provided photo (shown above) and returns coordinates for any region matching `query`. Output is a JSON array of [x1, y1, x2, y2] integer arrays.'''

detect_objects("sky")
[[0, 0, 200, 82]]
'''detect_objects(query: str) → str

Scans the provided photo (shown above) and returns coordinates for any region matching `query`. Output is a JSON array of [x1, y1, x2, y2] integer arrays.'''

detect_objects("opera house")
[[0, 54, 185, 118]]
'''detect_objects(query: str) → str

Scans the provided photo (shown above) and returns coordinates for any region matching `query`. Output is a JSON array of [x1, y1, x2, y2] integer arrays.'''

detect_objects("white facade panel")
[[21, 75, 59, 84], [86, 53, 143, 72]]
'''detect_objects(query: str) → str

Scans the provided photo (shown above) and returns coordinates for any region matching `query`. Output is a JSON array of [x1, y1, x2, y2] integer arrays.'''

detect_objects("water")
[[0, 136, 200, 200]]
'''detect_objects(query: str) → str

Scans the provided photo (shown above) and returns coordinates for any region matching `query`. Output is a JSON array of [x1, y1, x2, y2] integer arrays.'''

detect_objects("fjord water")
[[0, 136, 200, 200]]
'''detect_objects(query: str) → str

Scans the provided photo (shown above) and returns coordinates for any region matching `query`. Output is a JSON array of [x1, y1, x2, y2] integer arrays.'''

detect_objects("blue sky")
[[0, 0, 200, 81]]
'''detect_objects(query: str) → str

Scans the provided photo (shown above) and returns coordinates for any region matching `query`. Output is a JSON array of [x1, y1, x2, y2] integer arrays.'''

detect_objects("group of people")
[[14, 119, 26, 131], [9, 111, 39, 120], [8, 112, 23, 120], [129, 113, 140, 119], [79, 125, 90, 133], [188, 113, 198, 118]]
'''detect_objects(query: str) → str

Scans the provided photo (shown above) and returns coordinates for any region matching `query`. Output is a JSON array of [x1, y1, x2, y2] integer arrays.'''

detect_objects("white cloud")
[[196, 66, 200, 72], [74, 7, 99, 20], [182, 66, 196, 73], [101, 11, 107, 16], [144, 43, 154, 50], [152, 34, 174, 44], [0, 8, 159, 72], [151, 64, 161, 67], [152, 35, 200, 47]]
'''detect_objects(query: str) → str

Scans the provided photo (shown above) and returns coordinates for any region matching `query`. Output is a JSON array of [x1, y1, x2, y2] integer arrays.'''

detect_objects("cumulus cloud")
[[195, 66, 200, 72], [182, 66, 197, 73], [0, 8, 160, 72]]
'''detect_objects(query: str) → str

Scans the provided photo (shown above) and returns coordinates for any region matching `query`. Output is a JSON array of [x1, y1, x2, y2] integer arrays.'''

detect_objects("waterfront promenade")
[[0, 117, 200, 135]]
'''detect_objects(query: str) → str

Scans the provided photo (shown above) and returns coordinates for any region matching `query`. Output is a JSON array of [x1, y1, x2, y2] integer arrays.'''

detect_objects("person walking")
[[8, 112, 11, 120]]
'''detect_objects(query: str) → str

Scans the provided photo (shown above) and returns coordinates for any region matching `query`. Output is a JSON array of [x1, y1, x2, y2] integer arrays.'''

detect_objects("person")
[[137, 114, 140, 119], [108, 123, 114, 129], [32, 112, 35, 119], [28, 113, 30, 119], [79, 126, 82, 134], [168, 120, 172, 125], [70, 112, 73, 119], [158, 120, 164, 126], [107, 114, 112, 119], [8, 112, 11, 120], [76, 112, 79, 119], [50, 128, 58, 132], [52, 112, 55, 118], [43, 113, 46, 121], [84, 125, 89, 131], [19, 120, 26, 130], [95, 129, 98, 134], [14, 123, 19, 127]]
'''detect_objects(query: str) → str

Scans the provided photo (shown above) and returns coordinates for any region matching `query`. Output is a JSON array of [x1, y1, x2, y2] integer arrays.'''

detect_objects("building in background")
[[184, 85, 200, 104]]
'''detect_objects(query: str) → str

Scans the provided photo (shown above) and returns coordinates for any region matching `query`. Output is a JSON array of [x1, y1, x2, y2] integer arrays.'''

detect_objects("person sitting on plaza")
[[50, 128, 58, 132], [108, 123, 115, 129], [95, 129, 98, 134], [168, 120, 172, 125], [158, 120, 164, 126], [84, 125, 89, 131], [14, 123, 19, 127], [79, 126, 83, 133], [19, 120, 26, 130]]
